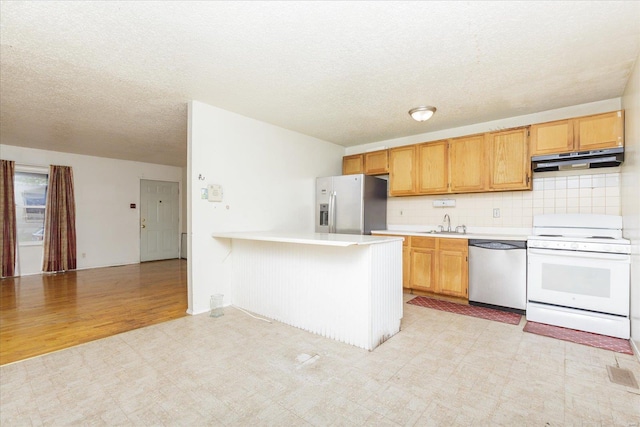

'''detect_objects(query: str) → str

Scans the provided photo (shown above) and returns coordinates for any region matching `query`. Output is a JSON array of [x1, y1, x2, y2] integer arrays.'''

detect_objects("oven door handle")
[[528, 248, 630, 261]]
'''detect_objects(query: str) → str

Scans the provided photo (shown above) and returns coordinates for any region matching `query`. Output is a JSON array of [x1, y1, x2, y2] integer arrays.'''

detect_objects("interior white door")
[[140, 179, 179, 262]]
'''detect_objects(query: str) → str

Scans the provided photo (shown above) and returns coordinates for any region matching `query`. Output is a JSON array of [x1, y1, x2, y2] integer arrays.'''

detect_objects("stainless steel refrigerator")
[[315, 174, 387, 235]]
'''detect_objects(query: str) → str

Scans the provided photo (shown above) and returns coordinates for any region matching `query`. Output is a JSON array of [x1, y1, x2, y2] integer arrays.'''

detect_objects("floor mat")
[[523, 321, 633, 355], [407, 296, 521, 325]]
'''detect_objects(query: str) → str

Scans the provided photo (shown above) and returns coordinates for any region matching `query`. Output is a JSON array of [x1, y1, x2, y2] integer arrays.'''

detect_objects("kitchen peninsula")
[[211, 231, 403, 350]]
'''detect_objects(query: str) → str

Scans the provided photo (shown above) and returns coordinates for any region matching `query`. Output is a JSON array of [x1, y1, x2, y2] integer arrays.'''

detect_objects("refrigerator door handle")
[[329, 191, 336, 233]]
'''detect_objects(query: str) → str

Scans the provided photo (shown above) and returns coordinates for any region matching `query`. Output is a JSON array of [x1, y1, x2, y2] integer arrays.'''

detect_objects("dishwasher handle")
[[469, 240, 526, 250]]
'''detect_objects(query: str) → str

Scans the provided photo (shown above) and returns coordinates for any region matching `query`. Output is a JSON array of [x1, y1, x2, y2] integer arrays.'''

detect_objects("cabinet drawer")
[[439, 238, 468, 252], [411, 236, 437, 249]]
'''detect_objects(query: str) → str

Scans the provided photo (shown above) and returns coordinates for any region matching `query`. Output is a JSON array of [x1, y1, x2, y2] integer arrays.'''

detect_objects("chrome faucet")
[[455, 224, 467, 234], [443, 214, 451, 232]]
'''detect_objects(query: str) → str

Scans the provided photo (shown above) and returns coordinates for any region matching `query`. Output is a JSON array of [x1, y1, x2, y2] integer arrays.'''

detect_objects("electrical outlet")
[[493, 208, 500, 218]]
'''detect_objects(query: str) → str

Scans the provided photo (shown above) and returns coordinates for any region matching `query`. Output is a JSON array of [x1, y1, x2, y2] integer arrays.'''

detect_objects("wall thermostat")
[[208, 184, 223, 202]]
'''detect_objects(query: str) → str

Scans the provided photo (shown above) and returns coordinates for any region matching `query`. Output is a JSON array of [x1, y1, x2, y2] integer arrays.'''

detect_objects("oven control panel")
[[527, 239, 631, 254]]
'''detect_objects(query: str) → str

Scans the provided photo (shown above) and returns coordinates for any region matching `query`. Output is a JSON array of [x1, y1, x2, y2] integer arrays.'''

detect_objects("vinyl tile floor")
[[2, 294, 639, 426]]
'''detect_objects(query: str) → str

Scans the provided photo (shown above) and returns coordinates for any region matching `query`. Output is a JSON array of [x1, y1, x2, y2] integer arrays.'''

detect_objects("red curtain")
[[1, 160, 17, 277], [42, 165, 76, 272]]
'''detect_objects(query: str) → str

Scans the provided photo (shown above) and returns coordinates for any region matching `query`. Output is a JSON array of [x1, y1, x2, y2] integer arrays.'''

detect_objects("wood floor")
[[0, 259, 187, 365]]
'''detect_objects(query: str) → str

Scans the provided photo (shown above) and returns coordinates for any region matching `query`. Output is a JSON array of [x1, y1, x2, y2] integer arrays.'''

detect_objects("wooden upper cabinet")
[[389, 145, 416, 196], [530, 110, 624, 156], [488, 128, 531, 191], [574, 111, 624, 151], [343, 150, 390, 176], [359, 111, 622, 196], [449, 134, 486, 193], [417, 140, 448, 194], [342, 154, 364, 175], [529, 119, 573, 156], [364, 150, 389, 175]]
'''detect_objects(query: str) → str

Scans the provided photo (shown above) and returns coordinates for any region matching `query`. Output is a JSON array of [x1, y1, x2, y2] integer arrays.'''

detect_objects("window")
[[14, 168, 48, 244]]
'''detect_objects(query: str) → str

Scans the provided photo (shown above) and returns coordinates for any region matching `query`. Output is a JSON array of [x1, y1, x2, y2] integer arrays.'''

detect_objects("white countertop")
[[212, 231, 404, 247], [373, 226, 530, 242]]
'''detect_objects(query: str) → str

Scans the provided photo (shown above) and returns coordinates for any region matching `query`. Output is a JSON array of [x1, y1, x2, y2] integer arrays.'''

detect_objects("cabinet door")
[[417, 141, 448, 194], [364, 150, 389, 175], [488, 128, 531, 191], [389, 146, 416, 196], [575, 111, 624, 150], [343, 154, 364, 175], [410, 249, 436, 292], [530, 119, 573, 156], [410, 237, 436, 292], [449, 135, 485, 193], [436, 239, 468, 298]]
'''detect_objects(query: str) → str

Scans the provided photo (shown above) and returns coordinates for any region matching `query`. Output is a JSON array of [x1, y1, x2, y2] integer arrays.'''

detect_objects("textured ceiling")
[[1, 1, 639, 167]]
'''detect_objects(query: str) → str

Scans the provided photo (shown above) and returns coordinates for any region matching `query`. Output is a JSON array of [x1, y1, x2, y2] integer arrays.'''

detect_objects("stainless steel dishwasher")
[[468, 239, 527, 314]]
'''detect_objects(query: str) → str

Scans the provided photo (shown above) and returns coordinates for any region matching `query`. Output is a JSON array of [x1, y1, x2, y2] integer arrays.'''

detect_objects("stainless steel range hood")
[[532, 147, 624, 172]]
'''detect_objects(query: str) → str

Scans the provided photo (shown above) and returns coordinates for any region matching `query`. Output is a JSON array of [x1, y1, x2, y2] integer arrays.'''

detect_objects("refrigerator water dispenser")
[[319, 203, 329, 226]]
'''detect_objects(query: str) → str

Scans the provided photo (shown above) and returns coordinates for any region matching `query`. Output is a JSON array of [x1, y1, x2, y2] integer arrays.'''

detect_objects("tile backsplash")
[[387, 171, 620, 228]]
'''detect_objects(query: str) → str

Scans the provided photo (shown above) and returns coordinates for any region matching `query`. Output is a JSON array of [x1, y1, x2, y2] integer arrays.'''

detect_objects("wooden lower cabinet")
[[410, 236, 468, 299], [410, 236, 437, 292], [372, 234, 468, 298], [436, 238, 468, 298]]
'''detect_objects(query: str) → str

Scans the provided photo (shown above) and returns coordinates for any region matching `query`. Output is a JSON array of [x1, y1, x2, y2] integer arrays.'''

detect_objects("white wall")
[[0, 145, 183, 275], [621, 55, 640, 349], [187, 100, 344, 314]]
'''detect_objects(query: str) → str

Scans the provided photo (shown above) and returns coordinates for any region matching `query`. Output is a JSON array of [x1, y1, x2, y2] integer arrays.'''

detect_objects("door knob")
[[141, 224, 146, 228]]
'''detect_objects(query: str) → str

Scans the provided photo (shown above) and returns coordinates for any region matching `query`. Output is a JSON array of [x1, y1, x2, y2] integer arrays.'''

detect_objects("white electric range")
[[526, 214, 631, 339]]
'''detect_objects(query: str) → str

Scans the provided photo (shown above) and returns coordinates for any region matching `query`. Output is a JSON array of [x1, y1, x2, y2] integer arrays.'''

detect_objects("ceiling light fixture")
[[409, 106, 436, 122]]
